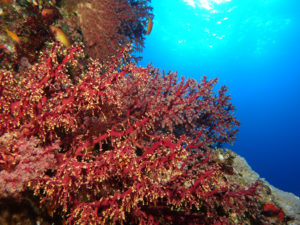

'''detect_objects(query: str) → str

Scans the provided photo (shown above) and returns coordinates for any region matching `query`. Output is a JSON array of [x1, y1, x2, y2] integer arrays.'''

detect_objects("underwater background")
[[138, 0, 300, 196]]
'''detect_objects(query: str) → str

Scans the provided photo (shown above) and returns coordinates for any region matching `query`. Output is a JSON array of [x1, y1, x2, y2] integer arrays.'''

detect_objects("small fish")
[[4, 28, 20, 43], [41, 8, 60, 24], [41, 8, 56, 18], [50, 25, 70, 47], [146, 17, 153, 35]]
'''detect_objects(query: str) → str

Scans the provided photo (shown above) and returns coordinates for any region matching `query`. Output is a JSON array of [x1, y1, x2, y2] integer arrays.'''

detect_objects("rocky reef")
[[218, 149, 300, 225]]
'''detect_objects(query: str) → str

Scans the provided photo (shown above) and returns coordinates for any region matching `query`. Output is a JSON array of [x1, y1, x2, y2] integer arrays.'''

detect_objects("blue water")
[[138, 0, 300, 196]]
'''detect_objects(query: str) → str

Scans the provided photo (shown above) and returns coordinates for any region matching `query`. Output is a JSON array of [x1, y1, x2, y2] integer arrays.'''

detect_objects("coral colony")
[[0, 0, 287, 224]]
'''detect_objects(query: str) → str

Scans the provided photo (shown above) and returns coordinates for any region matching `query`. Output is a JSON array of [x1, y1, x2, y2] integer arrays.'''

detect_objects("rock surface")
[[223, 149, 300, 225]]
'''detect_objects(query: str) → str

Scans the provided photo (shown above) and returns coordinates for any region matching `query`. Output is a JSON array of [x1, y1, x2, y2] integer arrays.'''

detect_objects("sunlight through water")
[[183, 0, 231, 10], [153, 0, 292, 58]]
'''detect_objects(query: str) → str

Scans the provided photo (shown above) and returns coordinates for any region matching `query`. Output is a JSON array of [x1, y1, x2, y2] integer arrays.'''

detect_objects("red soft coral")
[[0, 132, 59, 197], [76, 0, 152, 60], [0, 43, 265, 224]]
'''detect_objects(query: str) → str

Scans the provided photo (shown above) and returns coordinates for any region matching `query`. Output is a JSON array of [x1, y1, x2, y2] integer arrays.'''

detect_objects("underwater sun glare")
[[183, 0, 231, 10], [145, 0, 291, 62]]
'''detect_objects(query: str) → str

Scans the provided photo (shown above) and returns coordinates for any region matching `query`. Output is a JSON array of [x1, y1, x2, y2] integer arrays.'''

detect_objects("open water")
[[139, 0, 300, 196]]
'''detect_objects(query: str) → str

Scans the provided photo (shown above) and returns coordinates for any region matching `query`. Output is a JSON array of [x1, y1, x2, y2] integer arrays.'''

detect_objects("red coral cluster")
[[0, 43, 272, 224], [0, 44, 286, 224], [76, 0, 152, 60], [0, 133, 58, 197], [263, 202, 285, 222]]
